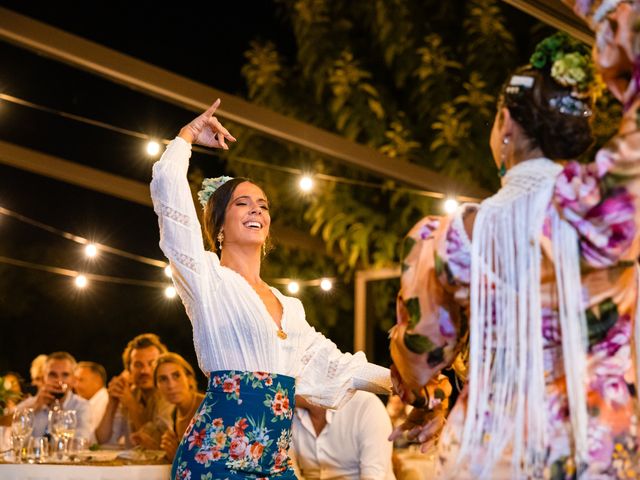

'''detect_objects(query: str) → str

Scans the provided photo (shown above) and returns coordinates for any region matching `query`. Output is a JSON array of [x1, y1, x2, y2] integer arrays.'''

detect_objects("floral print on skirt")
[[171, 370, 296, 480]]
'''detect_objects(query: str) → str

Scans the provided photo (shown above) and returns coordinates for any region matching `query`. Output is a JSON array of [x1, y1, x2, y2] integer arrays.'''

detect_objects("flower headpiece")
[[197, 176, 234, 207], [505, 33, 601, 117]]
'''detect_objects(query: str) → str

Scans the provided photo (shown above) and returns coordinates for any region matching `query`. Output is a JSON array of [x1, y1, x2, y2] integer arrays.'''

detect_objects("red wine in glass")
[[51, 383, 68, 409], [52, 390, 66, 400]]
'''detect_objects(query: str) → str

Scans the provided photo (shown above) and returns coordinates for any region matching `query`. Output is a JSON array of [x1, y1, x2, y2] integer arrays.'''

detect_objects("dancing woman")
[[150, 100, 391, 479], [390, 5, 640, 479]]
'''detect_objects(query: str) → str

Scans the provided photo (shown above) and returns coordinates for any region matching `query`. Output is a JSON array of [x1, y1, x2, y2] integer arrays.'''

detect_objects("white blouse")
[[150, 137, 391, 409]]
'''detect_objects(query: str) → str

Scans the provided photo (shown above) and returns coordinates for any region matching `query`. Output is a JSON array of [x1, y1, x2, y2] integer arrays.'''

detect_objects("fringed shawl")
[[455, 158, 589, 478]]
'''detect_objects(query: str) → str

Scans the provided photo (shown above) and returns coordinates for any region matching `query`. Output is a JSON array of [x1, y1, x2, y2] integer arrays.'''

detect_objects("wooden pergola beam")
[[502, 0, 594, 45], [0, 7, 489, 199], [0, 139, 325, 252]]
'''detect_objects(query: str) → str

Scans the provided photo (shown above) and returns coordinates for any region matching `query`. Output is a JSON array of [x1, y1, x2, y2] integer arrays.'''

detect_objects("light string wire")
[[0, 93, 482, 203], [0, 207, 334, 288]]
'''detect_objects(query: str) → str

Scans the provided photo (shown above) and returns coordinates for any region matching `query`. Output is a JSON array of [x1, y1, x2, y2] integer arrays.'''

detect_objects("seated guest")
[[291, 391, 396, 480], [0, 371, 25, 426], [2, 371, 25, 405], [27, 354, 48, 396], [15, 352, 93, 441], [95, 333, 172, 446], [133, 352, 204, 459], [74, 361, 109, 432]]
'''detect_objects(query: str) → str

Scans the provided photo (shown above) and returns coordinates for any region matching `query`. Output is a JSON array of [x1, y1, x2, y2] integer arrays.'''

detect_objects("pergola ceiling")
[[502, 0, 594, 44]]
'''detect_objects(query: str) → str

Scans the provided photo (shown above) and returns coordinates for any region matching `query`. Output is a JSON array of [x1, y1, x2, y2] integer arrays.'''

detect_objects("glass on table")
[[62, 410, 77, 457], [50, 382, 69, 411], [10, 408, 34, 463], [26, 436, 49, 464], [47, 408, 66, 461]]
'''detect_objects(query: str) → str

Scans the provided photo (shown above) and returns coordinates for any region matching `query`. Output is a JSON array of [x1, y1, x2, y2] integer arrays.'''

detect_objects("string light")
[[287, 281, 300, 294], [164, 265, 173, 278], [165, 286, 177, 298], [75, 274, 88, 288], [443, 198, 459, 214], [0, 94, 483, 204], [320, 278, 332, 291], [146, 140, 161, 156], [85, 243, 98, 258], [299, 176, 313, 192]]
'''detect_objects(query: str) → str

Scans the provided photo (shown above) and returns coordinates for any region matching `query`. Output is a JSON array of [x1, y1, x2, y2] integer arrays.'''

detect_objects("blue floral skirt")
[[171, 370, 297, 480]]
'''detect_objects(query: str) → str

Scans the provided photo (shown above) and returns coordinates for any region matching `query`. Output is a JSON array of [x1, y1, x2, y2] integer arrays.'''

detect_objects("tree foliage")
[[219, 0, 618, 356]]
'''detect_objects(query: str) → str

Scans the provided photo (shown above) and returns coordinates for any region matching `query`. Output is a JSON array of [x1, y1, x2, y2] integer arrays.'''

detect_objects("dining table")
[[0, 447, 171, 480]]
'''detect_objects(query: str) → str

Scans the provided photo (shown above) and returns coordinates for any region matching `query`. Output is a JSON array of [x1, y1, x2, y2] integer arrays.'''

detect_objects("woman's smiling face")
[[222, 181, 270, 248]]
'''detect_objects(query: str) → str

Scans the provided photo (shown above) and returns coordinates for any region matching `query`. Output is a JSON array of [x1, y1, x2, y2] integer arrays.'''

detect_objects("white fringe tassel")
[[453, 158, 588, 478]]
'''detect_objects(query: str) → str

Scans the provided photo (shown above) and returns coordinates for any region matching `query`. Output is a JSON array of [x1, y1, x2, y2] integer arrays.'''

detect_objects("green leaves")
[[585, 298, 619, 347], [405, 297, 421, 329], [242, 42, 285, 101], [235, 0, 538, 347], [404, 331, 436, 354]]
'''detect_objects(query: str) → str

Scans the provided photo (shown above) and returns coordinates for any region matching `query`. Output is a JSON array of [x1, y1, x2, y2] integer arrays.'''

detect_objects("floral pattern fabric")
[[172, 370, 296, 480], [390, 13, 640, 474]]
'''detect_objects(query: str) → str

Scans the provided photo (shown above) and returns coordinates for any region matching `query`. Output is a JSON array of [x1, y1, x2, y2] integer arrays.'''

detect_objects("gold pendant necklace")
[[277, 329, 288, 340]]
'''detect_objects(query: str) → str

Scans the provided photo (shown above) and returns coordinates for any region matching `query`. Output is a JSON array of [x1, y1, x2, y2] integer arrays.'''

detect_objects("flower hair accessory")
[[197, 176, 234, 207]]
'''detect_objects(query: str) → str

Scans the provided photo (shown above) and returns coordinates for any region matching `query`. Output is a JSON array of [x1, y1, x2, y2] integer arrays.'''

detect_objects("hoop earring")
[[499, 136, 509, 177], [217, 230, 224, 250]]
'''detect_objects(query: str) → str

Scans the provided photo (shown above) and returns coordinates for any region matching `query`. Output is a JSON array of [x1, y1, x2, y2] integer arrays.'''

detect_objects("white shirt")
[[86, 387, 109, 433], [150, 138, 391, 409], [291, 391, 396, 480], [16, 393, 94, 443]]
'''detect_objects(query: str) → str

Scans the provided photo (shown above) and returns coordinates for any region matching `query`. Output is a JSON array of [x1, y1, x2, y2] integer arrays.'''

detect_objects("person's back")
[[390, 22, 640, 479]]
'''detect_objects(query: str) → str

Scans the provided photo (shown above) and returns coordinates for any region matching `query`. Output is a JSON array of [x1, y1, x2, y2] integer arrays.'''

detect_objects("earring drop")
[[499, 136, 509, 177], [217, 230, 224, 250]]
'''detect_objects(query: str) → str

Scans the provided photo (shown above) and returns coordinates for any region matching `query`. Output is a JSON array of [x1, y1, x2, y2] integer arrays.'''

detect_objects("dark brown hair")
[[121, 333, 168, 371], [500, 65, 593, 159], [202, 177, 272, 255]]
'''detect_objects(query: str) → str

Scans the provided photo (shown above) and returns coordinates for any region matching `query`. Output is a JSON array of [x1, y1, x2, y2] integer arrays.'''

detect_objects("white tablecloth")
[[0, 463, 170, 480]]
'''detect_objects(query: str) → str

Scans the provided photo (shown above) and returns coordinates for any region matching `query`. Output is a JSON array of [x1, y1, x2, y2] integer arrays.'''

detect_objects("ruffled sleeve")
[[150, 137, 222, 311], [295, 320, 391, 410], [389, 207, 475, 390]]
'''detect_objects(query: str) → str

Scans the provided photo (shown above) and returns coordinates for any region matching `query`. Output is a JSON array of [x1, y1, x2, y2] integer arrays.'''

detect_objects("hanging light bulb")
[[164, 265, 172, 278], [443, 198, 459, 214], [299, 176, 313, 192], [287, 281, 300, 294], [165, 286, 177, 298], [320, 278, 333, 291], [85, 243, 98, 258], [75, 274, 88, 288], [146, 140, 161, 156]]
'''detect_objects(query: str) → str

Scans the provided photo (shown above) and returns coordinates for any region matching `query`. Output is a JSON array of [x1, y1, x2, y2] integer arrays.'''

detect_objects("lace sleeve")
[[150, 137, 220, 305], [296, 323, 391, 410]]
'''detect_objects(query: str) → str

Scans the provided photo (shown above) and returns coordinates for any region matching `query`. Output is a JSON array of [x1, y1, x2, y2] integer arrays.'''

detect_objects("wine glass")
[[11, 408, 34, 463], [48, 408, 66, 460], [50, 382, 69, 411], [62, 410, 77, 442]]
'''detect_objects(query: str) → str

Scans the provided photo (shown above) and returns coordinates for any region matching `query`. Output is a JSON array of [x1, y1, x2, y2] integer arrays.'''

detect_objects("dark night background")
[[0, 1, 299, 387], [0, 1, 551, 392]]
